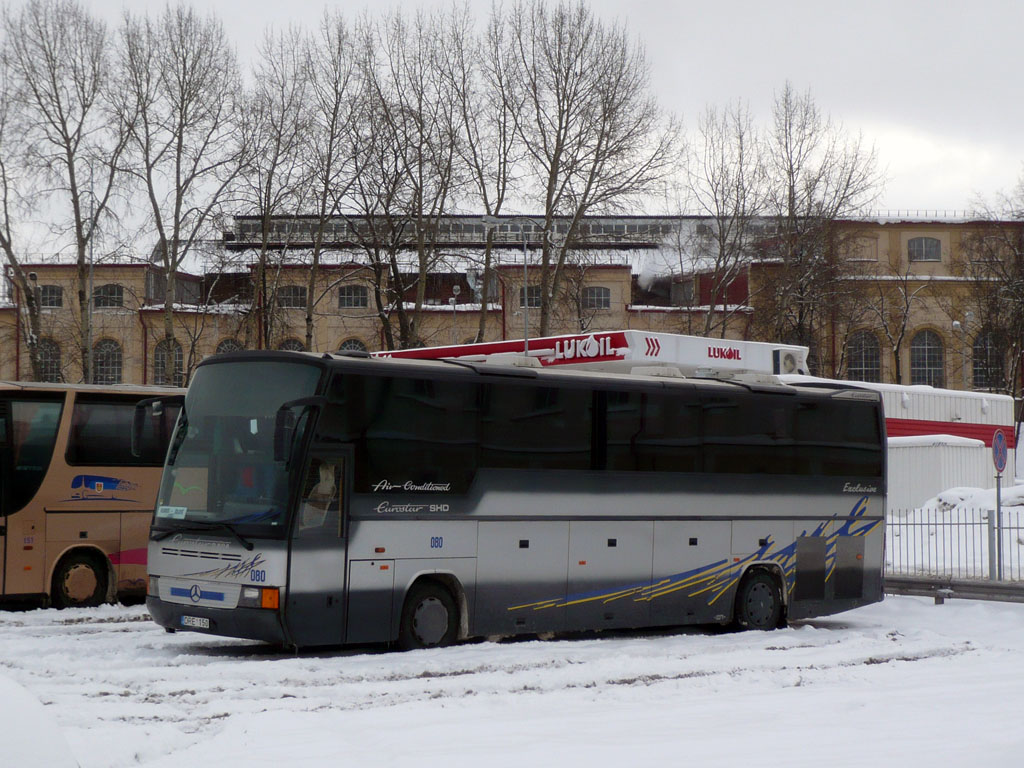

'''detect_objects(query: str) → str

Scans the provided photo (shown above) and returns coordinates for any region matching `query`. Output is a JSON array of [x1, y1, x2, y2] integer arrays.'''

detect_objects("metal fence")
[[886, 508, 1024, 582]]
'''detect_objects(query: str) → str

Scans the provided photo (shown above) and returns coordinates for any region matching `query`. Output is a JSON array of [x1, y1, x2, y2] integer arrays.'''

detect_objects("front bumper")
[[146, 596, 287, 645]]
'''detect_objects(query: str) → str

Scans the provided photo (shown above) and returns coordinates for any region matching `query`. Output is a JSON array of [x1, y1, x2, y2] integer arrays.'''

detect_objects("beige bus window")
[[9, 400, 63, 513]]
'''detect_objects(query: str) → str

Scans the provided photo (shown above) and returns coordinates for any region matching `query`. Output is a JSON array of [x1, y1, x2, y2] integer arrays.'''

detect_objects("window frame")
[[519, 285, 541, 309], [92, 338, 123, 385], [93, 283, 124, 308], [582, 286, 612, 311], [972, 331, 1004, 390], [39, 284, 63, 308], [908, 236, 941, 262], [846, 330, 881, 383], [216, 338, 244, 355], [153, 338, 184, 387], [277, 338, 305, 352], [909, 330, 944, 387], [337, 338, 368, 353], [338, 284, 369, 309], [276, 285, 308, 309], [37, 338, 62, 383]]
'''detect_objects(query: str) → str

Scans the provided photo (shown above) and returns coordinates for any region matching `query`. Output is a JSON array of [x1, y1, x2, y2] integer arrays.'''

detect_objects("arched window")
[[339, 285, 369, 308], [973, 331, 1004, 390], [582, 286, 611, 310], [908, 237, 941, 262], [277, 338, 305, 352], [93, 283, 124, 308], [154, 339, 184, 386], [337, 338, 367, 353], [37, 338, 62, 382], [910, 330, 944, 387], [277, 285, 307, 308], [216, 338, 244, 355], [93, 339, 123, 385], [847, 331, 881, 383]]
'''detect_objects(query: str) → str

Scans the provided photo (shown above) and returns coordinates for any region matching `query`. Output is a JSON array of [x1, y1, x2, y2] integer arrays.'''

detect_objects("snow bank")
[[0, 674, 77, 768], [922, 484, 1024, 512]]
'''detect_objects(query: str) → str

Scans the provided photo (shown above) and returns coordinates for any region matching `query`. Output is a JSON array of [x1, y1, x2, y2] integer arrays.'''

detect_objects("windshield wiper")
[[152, 520, 255, 551]]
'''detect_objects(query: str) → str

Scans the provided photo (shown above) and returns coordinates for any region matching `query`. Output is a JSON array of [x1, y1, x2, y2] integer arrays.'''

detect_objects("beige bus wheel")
[[51, 553, 108, 609]]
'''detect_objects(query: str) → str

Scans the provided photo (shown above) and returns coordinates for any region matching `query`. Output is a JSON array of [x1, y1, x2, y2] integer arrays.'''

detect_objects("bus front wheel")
[[398, 582, 458, 650], [733, 569, 784, 631], [51, 552, 108, 609]]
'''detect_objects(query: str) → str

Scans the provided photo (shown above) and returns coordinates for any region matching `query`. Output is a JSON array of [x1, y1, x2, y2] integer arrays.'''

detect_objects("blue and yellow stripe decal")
[[509, 496, 881, 613]]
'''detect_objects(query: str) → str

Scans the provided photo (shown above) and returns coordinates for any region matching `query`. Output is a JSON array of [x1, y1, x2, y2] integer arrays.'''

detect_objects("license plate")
[[181, 615, 210, 629]]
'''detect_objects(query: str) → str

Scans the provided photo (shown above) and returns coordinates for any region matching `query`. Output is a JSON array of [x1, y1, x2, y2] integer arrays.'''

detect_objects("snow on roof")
[[779, 374, 1015, 405], [889, 435, 986, 448], [401, 302, 501, 313], [143, 302, 250, 315]]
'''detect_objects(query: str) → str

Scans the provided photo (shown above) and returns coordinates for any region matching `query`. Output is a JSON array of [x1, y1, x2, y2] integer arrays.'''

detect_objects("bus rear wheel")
[[398, 582, 458, 650], [51, 552, 108, 609], [733, 570, 784, 630]]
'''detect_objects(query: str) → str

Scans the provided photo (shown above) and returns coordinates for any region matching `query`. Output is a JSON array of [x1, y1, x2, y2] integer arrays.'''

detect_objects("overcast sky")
[[82, 0, 1024, 215]]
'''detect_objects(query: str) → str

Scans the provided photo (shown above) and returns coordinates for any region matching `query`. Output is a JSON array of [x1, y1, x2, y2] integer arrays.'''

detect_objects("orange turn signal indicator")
[[261, 587, 280, 610]]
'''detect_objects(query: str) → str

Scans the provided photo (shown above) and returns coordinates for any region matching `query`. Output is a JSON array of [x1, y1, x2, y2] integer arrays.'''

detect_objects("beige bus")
[[0, 381, 182, 607]]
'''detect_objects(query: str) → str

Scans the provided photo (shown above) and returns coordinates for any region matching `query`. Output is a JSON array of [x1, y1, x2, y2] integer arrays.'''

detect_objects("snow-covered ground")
[[3, 598, 1024, 768]]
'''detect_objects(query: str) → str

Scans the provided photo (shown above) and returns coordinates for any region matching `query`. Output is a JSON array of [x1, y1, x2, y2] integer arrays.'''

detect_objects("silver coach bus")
[[142, 351, 886, 649]]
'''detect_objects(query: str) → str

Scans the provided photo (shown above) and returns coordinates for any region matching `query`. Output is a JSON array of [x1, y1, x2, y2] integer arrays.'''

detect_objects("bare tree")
[[952, 186, 1024, 397], [0, 55, 46, 380], [347, 9, 462, 349], [3, 0, 131, 383], [861, 259, 931, 384], [752, 83, 882, 369], [441, 5, 524, 342], [236, 25, 311, 350], [683, 101, 765, 338], [116, 4, 247, 380], [300, 11, 364, 352], [505, 0, 679, 336]]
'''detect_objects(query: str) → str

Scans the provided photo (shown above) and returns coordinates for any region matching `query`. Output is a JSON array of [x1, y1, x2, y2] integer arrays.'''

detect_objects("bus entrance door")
[[285, 451, 349, 647]]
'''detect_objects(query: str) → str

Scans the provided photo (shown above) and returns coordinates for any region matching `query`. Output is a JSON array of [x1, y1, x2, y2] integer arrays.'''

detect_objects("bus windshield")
[[153, 360, 322, 534]]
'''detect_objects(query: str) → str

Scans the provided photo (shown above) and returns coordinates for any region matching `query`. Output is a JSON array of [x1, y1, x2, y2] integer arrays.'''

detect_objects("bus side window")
[[9, 400, 63, 513]]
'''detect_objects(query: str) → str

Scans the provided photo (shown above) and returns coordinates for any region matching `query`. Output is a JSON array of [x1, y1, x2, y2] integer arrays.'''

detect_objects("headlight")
[[237, 586, 280, 610]]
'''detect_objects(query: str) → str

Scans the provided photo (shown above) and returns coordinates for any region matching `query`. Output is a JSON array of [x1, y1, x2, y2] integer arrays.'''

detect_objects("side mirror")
[[133, 395, 186, 458], [272, 396, 327, 464]]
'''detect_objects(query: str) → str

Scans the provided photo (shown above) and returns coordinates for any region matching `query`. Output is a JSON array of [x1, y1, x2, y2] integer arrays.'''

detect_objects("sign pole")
[[996, 472, 1003, 581], [991, 429, 1008, 582], [988, 495, 997, 580]]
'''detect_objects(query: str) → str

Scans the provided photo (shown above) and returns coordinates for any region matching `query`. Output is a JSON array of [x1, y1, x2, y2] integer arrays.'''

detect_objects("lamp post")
[[953, 310, 975, 391], [480, 215, 565, 357], [450, 284, 460, 345]]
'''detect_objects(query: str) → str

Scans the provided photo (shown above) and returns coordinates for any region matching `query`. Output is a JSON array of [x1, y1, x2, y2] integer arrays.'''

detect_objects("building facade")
[[2, 214, 1021, 403]]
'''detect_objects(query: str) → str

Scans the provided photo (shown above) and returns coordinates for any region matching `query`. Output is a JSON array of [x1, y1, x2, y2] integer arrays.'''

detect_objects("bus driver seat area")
[[300, 461, 339, 530]]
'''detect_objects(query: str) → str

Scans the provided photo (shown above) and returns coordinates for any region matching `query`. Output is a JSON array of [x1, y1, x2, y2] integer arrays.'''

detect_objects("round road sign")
[[992, 429, 1008, 474]]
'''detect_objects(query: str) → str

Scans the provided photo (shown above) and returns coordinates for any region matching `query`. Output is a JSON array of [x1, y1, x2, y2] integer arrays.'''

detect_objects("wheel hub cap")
[[64, 564, 97, 604], [412, 597, 449, 645]]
